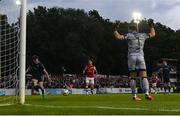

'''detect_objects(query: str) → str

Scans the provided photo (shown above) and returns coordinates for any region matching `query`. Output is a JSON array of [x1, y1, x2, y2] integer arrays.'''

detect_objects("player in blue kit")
[[26, 55, 51, 98], [113, 19, 156, 101], [162, 60, 172, 94]]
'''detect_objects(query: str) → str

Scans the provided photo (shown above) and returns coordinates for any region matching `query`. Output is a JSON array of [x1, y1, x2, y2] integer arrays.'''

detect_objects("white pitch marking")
[[98, 106, 180, 112], [0, 104, 13, 107], [24, 104, 180, 112]]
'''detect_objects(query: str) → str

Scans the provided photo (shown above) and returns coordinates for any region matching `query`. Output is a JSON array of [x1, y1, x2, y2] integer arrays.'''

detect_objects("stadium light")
[[132, 12, 142, 32], [16, 0, 21, 5]]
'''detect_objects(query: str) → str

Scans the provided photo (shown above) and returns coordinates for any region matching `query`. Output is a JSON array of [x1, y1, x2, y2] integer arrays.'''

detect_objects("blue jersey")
[[29, 62, 45, 78], [162, 65, 171, 79], [125, 32, 149, 56]]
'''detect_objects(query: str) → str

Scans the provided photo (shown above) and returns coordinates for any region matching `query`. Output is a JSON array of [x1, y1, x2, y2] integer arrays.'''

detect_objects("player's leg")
[[137, 55, 153, 100], [128, 55, 141, 101], [152, 83, 157, 94], [90, 78, 94, 94], [36, 76, 45, 97], [139, 71, 149, 94], [155, 83, 158, 94], [151, 83, 154, 93], [31, 79, 39, 95], [164, 79, 169, 94], [168, 82, 171, 94], [129, 71, 139, 100], [85, 77, 90, 95], [139, 70, 153, 100], [38, 81, 45, 97], [165, 78, 171, 94], [163, 83, 167, 94]]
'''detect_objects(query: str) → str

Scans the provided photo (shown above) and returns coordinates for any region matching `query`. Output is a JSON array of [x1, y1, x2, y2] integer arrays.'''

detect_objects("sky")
[[0, 0, 180, 30]]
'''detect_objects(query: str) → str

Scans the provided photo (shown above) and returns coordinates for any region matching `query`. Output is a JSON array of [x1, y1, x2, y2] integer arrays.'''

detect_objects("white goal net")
[[0, 0, 21, 104]]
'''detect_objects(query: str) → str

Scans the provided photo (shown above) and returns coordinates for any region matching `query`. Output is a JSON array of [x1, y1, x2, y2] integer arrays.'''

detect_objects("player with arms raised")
[[26, 55, 51, 98], [83, 59, 97, 95], [113, 19, 155, 101]]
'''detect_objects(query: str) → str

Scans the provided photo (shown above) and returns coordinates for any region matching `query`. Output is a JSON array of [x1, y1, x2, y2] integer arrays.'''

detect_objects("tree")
[[27, 6, 180, 76]]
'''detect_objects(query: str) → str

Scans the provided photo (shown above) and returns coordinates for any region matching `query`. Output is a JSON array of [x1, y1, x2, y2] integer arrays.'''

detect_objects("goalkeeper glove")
[[148, 19, 154, 28]]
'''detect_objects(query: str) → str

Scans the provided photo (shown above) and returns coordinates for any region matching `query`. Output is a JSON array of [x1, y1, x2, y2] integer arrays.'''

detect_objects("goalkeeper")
[[113, 19, 155, 101], [26, 55, 51, 98]]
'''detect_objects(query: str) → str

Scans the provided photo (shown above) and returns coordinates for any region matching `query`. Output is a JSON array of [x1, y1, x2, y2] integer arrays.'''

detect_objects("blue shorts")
[[32, 76, 44, 82]]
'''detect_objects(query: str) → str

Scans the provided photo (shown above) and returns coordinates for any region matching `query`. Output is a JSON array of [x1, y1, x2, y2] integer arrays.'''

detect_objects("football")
[[63, 89, 69, 96]]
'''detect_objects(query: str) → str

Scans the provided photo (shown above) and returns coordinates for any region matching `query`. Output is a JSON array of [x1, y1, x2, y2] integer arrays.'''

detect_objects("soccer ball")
[[63, 89, 69, 96]]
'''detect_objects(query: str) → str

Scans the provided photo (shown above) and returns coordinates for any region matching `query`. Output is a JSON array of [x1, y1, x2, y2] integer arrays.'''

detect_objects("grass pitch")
[[0, 94, 180, 115]]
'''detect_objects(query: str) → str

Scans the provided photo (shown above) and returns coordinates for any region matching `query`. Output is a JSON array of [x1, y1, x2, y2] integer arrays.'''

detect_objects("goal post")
[[0, 0, 27, 105], [19, 0, 27, 104]]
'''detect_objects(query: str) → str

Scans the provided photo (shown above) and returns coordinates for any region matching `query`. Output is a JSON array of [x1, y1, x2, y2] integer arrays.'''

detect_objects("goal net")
[[0, 0, 21, 104]]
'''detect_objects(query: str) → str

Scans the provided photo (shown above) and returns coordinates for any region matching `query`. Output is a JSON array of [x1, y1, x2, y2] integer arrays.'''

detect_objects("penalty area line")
[[24, 104, 180, 112]]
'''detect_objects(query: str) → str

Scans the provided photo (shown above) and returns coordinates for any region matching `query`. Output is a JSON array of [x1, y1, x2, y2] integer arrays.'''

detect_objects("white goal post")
[[19, 0, 27, 104], [0, 0, 27, 105]]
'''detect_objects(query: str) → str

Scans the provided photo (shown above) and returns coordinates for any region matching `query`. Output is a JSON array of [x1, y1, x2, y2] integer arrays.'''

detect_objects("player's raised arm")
[[148, 19, 156, 38], [113, 23, 125, 40]]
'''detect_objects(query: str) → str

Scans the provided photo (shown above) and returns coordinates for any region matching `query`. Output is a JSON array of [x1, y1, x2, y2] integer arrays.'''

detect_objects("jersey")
[[84, 64, 96, 78], [125, 32, 149, 56], [162, 65, 171, 80], [29, 62, 45, 79]]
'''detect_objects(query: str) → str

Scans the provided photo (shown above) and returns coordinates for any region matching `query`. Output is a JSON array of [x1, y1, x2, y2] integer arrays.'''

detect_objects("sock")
[[130, 78, 137, 97], [90, 87, 94, 94], [168, 86, 171, 93], [164, 87, 167, 93], [39, 87, 45, 95], [34, 85, 39, 92], [85, 86, 88, 94], [142, 77, 149, 95], [155, 87, 157, 93]]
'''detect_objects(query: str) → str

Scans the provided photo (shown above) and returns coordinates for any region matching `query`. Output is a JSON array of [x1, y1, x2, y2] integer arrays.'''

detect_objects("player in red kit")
[[83, 59, 97, 95], [151, 72, 158, 94]]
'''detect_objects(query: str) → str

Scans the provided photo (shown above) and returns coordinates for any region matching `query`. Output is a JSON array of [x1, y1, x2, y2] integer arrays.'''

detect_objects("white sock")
[[142, 78, 149, 95], [130, 79, 137, 97]]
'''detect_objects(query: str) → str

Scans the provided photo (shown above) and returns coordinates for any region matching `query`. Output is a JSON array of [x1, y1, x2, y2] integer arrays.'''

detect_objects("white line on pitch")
[[0, 104, 13, 107], [24, 104, 180, 112]]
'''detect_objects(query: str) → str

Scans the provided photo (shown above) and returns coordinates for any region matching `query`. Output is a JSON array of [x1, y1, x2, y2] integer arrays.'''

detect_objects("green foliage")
[[27, 6, 180, 75]]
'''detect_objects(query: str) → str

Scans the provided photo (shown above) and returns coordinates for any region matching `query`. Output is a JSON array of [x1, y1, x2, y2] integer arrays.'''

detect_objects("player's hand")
[[113, 23, 119, 31], [148, 19, 154, 28], [47, 77, 52, 83]]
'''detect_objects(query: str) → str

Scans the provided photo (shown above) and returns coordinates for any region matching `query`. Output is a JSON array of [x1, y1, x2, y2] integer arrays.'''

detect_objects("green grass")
[[0, 94, 180, 115]]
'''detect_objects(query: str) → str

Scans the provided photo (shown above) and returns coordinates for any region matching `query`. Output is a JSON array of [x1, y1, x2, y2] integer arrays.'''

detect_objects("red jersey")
[[151, 75, 158, 83], [84, 64, 96, 78]]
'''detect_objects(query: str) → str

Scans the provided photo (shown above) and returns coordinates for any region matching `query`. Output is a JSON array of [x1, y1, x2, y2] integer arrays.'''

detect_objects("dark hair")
[[32, 55, 39, 60], [128, 25, 137, 31]]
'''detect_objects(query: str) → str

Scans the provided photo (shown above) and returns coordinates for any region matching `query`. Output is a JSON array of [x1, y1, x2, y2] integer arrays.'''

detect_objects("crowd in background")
[[26, 74, 130, 89], [1, 74, 176, 89]]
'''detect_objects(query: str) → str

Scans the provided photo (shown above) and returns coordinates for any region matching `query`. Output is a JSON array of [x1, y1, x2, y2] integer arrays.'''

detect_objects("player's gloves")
[[148, 19, 154, 28], [113, 23, 119, 31]]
